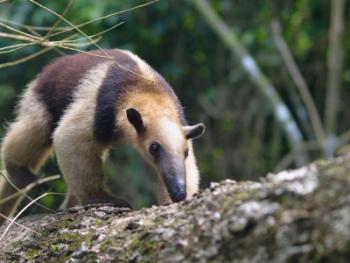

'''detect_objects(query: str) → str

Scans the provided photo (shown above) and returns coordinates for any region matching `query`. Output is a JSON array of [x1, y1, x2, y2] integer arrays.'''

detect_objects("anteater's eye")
[[184, 148, 189, 159], [149, 142, 161, 155]]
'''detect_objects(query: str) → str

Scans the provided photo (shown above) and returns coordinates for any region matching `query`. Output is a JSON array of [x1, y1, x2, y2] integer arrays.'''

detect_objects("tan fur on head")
[[117, 88, 200, 203], [153, 117, 185, 153], [117, 89, 181, 144]]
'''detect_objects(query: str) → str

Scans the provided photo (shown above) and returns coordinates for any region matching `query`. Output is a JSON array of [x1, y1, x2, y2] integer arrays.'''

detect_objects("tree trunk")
[[1, 155, 350, 262]]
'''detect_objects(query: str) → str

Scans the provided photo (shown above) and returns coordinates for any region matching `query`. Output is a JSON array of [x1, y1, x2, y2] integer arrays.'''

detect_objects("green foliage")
[[0, 0, 349, 211]]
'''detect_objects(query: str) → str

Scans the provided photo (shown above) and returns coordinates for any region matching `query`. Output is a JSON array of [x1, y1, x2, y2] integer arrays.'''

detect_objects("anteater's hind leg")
[[0, 87, 52, 223]]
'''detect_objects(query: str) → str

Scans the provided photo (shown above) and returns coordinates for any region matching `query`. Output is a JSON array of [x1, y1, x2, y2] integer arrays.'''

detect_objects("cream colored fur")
[[0, 82, 52, 222], [120, 50, 156, 81], [156, 117, 185, 153], [53, 62, 112, 206]]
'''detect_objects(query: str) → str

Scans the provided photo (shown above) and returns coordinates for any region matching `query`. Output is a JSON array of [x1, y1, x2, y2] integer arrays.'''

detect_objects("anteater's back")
[[32, 49, 183, 134]]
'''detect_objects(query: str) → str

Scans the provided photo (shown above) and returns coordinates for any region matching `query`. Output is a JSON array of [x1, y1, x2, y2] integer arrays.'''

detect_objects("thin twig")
[[0, 21, 43, 41], [67, 21, 124, 42], [0, 192, 65, 241], [0, 43, 35, 54], [0, 31, 102, 69], [0, 43, 33, 51], [271, 20, 327, 155], [44, 0, 75, 38], [0, 171, 55, 212], [0, 1, 158, 73], [0, 175, 61, 205], [0, 213, 41, 236], [13, 21, 68, 56], [324, 0, 346, 155], [0, 47, 53, 69], [27, 0, 156, 81], [0, 18, 69, 31], [47, 0, 159, 39], [0, 31, 39, 43]]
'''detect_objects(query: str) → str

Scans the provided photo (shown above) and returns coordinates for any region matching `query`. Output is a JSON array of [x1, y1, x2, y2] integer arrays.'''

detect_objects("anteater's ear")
[[126, 108, 146, 134], [183, 123, 205, 140]]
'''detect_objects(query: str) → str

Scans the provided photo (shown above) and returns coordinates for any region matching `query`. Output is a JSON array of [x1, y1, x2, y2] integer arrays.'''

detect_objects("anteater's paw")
[[82, 194, 132, 209]]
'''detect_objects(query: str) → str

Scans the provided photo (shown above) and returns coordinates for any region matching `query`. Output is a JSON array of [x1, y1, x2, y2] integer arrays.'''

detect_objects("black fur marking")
[[94, 61, 139, 143], [126, 108, 145, 134], [6, 164, 38, 188]]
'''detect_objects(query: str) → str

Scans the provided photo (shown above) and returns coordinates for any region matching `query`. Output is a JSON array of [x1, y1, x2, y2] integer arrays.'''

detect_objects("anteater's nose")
[[161, 159, 187, 203], [171, 186, 187, 202]]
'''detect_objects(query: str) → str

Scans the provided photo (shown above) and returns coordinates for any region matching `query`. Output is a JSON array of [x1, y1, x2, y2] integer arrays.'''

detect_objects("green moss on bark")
[[1, 156, 350, 262]]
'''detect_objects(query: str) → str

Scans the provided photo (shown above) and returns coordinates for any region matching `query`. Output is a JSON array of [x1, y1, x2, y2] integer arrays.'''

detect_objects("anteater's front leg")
[[53, 106, 130, 209]]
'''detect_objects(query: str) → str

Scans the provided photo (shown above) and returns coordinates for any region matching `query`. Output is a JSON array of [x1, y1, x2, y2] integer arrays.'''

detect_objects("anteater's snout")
[[162, 171, 187, 203], [171, 186, 187, 202]]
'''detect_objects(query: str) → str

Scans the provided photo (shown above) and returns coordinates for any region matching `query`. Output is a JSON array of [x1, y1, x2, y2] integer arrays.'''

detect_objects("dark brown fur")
[[35, 50, 141, 133]]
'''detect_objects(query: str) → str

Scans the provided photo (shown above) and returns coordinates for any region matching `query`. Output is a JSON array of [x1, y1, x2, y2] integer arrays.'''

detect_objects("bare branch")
[[44, 0, 75, 38], [0, 175, 61, 205], [0, 47, 53, 69], [324, 0, 346, 155], [0, 171, 55, 213]]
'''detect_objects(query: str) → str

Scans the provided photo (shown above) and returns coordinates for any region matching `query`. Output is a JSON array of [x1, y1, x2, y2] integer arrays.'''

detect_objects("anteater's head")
[[126, 107, 205, 203]]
